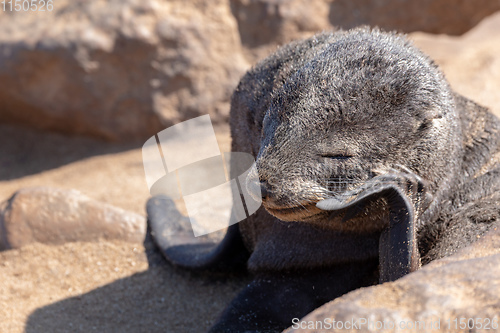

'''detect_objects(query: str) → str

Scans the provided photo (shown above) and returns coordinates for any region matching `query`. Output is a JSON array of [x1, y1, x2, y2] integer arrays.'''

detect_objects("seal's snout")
[[246, 164, 264, 202], [260, 180, 272, 200], [253, 178, 277, 203], [246, 162, 280, 203]]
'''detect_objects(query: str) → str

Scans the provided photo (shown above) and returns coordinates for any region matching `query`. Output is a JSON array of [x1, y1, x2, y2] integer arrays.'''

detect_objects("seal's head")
[[247, 28, 461, 228]]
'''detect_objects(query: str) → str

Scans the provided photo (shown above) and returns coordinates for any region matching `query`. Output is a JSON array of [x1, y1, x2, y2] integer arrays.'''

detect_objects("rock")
[[0, 187, 146, 250], [230, 0, 331, 48], [284, 224, 500, 333], [0, 0, 248, 141], [411, 11, 500, 118], [1, 1, 498, 141], [230, 0, 500, 48], [329, 0, 500, 36]]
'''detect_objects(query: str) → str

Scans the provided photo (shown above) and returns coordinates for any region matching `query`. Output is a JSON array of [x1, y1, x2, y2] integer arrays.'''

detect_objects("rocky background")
[[1, 0, 500, 141], [1, 1, 500, 332]]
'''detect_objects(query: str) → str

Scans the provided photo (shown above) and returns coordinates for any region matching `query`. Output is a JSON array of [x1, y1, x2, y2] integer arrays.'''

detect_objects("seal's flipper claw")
[[146, 195, 249, 272], [316, 197, 345, 211]]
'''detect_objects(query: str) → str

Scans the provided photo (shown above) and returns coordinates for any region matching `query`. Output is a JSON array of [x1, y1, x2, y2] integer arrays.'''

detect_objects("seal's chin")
[[264, 203, 326, 222]]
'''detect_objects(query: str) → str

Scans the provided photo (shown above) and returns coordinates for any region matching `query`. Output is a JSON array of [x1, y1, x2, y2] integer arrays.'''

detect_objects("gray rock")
[[0, 187, 146, 250], [284, 224, 500, 333], [230, 0, 500, 47], [0, 0, 248, 141]]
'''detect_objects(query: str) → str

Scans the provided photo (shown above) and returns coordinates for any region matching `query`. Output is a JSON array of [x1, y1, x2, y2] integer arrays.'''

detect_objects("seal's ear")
[[146, 195, 249, 272], [317, 178, 422, 283]]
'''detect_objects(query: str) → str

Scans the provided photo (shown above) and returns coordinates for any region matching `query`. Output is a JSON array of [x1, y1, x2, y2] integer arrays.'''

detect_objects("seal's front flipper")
[[317, 169, 428, 283], [318, 186, 419, 282], [146, 195, 249, 272], [377, 186, 420, 282]]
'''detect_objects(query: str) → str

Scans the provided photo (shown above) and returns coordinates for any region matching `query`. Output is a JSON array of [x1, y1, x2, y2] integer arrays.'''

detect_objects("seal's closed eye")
[[321, 154, 353, 160]]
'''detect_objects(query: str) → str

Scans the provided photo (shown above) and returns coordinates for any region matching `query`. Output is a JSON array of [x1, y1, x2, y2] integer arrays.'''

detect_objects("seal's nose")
[[260, 180, 271, 200]]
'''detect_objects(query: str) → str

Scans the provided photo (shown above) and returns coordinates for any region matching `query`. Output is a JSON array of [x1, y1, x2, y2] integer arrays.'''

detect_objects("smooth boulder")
[[0, 187, 146, 250]]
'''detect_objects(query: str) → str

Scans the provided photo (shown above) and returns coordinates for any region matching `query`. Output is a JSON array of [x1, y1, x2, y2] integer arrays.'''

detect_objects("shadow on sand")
[[0, 124, 142, 181], [25, 235, 250, 333]]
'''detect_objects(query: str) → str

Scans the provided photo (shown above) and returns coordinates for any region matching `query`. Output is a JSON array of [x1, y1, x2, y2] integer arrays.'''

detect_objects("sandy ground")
[[1, 12, 500, 333], [0, 124, 252, 333], [0, 240, 249, 333]]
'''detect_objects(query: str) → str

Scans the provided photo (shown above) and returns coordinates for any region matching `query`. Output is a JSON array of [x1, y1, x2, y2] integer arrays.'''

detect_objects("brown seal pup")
[[147, 27, 500, 332]]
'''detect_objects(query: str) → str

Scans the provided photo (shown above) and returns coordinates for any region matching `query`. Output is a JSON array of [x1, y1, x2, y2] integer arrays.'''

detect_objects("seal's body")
[[147, 28, 500, 332]]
